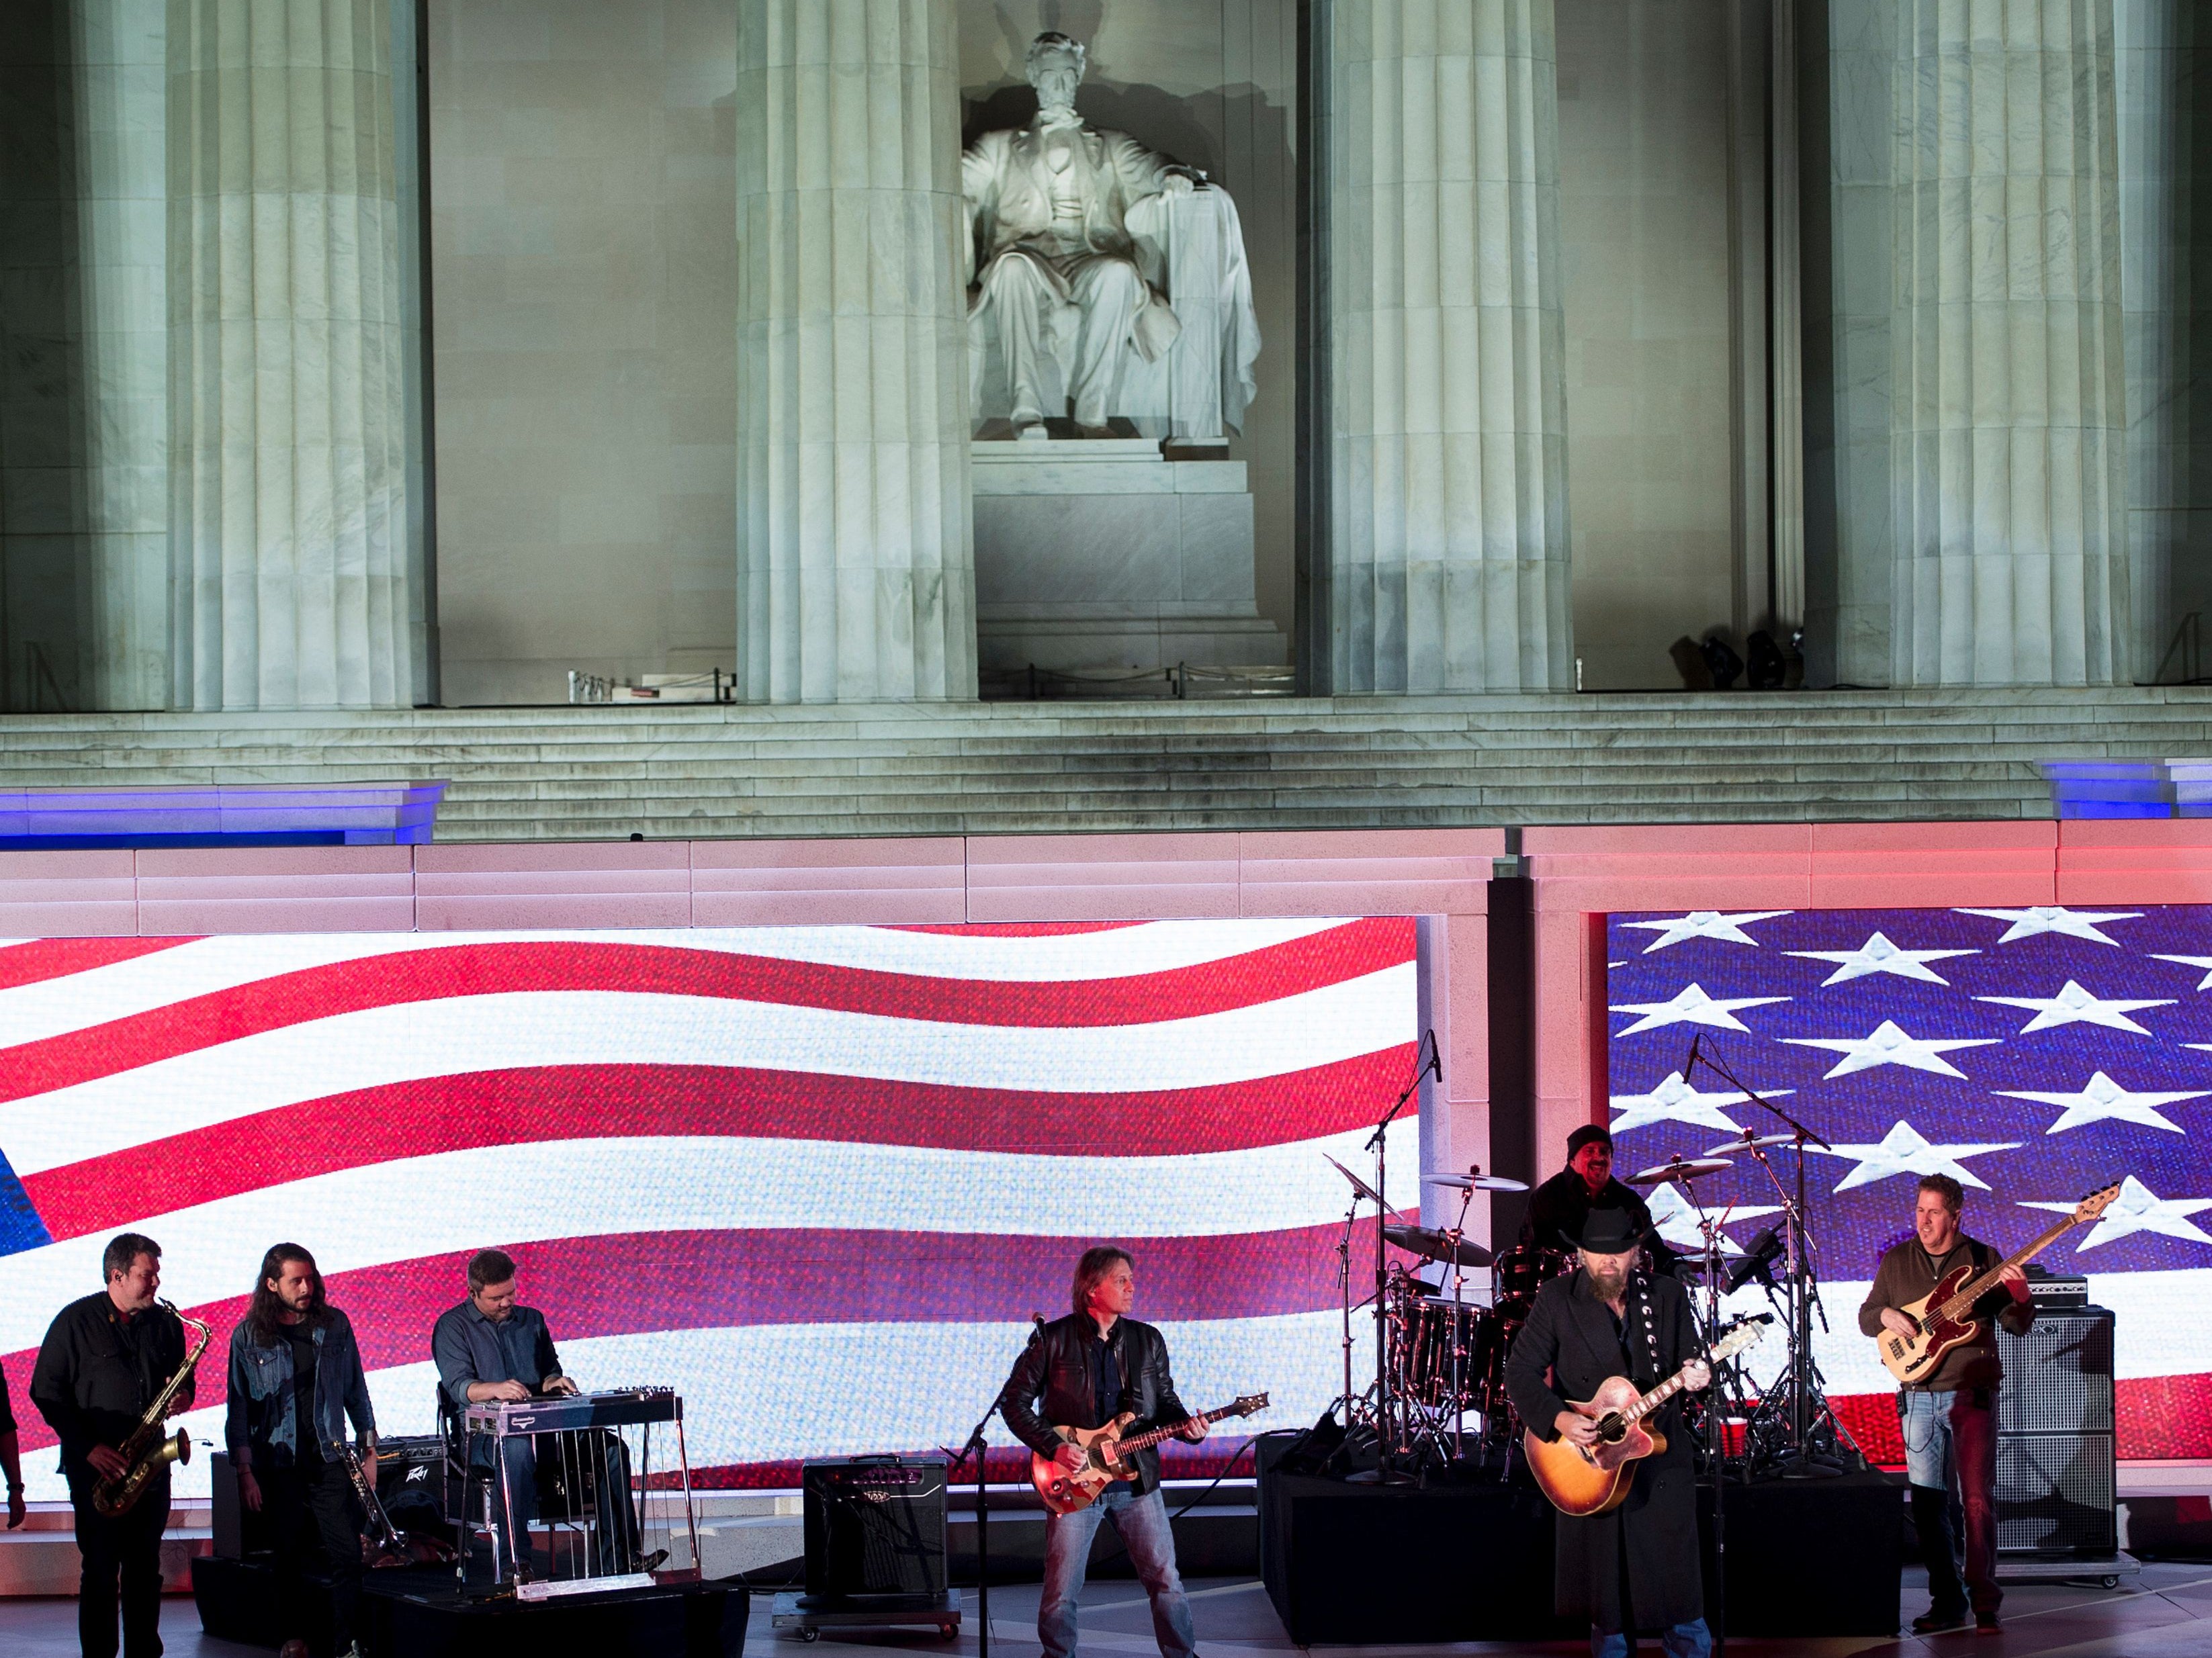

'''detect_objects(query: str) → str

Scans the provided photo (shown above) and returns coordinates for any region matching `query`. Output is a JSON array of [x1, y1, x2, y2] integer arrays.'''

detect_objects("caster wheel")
[[798, 1629, 820, 1643], [2100, 1575, 2119, 1590], [940, 1625, 959, 1641]]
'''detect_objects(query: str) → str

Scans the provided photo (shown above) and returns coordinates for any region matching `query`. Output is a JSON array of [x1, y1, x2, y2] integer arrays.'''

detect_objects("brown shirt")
[[1857, 1233, 2036, 1391]]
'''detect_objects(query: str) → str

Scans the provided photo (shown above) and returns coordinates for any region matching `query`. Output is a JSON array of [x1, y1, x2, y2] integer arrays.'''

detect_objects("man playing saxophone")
[[30, 1233, 196, 1658]]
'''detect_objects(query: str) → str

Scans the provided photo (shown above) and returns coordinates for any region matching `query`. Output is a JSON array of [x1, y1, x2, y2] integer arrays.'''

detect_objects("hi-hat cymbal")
[[1382, 1222, 1494, 1269], [1323, 1153, 1386, 1206], [1703, 1131, 1798, 1156], [1627, 1156, 1732, 1185], [1423, 1172, 1531, 1193]]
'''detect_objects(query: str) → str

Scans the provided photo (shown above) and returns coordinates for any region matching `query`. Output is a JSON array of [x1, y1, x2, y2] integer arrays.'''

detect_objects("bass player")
[[28, 1233, 194, 1658], [1504, 1206, 1712, 1658], [1859, 1173, 2033, 1636], [998, 1246, 1207, 1658]]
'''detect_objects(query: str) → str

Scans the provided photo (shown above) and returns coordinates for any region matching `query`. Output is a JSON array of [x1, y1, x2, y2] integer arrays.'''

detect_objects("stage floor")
[[1, 1568, 2209, 1658]]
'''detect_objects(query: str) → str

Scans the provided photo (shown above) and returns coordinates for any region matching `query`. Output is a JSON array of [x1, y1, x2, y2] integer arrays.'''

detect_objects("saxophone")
[[93, 1301, 212, 1518]]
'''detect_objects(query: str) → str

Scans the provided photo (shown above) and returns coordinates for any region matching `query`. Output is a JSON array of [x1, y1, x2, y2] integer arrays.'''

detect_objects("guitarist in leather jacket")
[[1505, 1206, 1712, 1658], [1858, 1174, 2033, 1636], [999, 1246, 1206, 1658]]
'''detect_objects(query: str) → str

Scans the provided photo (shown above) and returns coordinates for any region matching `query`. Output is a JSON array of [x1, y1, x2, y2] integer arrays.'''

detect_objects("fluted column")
[[734, 0, 975, 704], [1890, 0, 2131, 685], [1327, 0, 1573, 693], [167, 0, 412, 710]]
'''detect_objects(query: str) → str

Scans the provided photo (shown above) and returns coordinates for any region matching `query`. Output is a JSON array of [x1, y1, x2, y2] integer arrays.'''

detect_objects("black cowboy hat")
[[1570, 1205, 1650, 1254]]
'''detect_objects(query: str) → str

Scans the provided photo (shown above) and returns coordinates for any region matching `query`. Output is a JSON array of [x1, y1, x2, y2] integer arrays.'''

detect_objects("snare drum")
[[1492, 1243, 1573, 1305]]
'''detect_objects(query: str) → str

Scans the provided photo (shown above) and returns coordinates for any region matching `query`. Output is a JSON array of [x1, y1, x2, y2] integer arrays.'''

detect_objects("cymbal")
[[1382, 1222, 1494, 1269], [1423, 1172, 1531, 1193], [1322, 1153, 1385, 1206], [1627, 1156, 1732, 1186], [1703, 1132, 1798, 1155]]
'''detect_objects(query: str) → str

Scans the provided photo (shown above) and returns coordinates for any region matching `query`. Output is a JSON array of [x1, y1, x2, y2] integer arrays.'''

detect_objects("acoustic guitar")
[[1030, 1393, 1268, 1516], [1526, 1318, 1768, 1517], [1873, 1182, 2119, 1384]]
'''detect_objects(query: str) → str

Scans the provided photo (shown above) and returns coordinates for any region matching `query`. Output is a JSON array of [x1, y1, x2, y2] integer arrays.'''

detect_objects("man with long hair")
[[30, 1232, 193, 1658], [999, 1246, 1206, 1658], [225, 1244, 376, 1658]]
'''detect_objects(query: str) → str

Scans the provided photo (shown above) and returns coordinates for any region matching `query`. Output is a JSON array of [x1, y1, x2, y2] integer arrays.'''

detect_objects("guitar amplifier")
[[1994, 1306, 2116, 1556], [802, 1457, 948, 1602]]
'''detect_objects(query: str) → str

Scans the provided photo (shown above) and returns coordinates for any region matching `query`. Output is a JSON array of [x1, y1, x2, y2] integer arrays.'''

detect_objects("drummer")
[[1521, 1126, 1682, 1275]]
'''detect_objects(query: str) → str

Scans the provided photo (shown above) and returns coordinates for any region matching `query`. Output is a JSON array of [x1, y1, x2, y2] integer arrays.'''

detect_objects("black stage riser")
[[360, 1569, 749, 1658], [945, 1506, 1258, 1582], [1257, 1446, 1902, 1643]]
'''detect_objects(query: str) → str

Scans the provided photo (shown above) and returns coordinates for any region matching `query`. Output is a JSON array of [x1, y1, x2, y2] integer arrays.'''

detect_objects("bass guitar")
[[1031, 1393, 1268, 1517], [1873, 1181, 2119, 1384], [1526, 1318, 1768, 1517]]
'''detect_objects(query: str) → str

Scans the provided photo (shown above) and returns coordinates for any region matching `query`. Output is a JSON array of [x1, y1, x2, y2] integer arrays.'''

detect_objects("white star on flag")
[[1779, 1019, 2001, 1080], [1997, 1071, 2212, 1135], [1620, 911, 1793, 953], [1644, 1182, 1783, 1254], [1955, 906, 2143, 946], [1786, 930, 1980, 986], [1608, 1070, 1794, 1136], [1609, 983, 1791, 1037], [1976, 979, 2174, 1036], [2021, 1175, 2212, 1250], [1809, 1120, 2021, 1193], [2152, 953, 2212, 991]]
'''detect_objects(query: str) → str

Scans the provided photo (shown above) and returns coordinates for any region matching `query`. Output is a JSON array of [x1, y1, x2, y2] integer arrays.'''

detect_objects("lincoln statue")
[[961, 32, 1200, 438]]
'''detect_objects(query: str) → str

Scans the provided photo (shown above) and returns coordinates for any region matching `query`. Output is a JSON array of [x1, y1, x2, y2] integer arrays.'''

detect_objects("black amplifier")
[[2023, 1266, 2089, 1308], [802, 1456, 948, 1602]]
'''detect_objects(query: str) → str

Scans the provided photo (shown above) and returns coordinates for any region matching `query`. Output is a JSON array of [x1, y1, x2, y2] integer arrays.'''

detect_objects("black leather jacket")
[[999, 1314, 1191, 1497]]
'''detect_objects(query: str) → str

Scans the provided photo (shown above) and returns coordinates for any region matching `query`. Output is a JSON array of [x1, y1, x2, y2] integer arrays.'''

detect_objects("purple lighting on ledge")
[[0, 781, 447, 848]]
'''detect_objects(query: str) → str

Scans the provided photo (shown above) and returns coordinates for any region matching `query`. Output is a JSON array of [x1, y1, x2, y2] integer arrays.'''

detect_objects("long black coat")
[[1503, 1269, 1703, 1632]]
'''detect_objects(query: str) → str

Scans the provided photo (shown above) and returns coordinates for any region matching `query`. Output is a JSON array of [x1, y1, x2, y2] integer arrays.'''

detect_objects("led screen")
[[1606, 905, 2212, 1461], [0, 919, 1417, 1499]]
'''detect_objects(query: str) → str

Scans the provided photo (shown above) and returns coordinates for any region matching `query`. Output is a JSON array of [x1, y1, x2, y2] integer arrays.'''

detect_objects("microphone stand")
[[1684, 1042, 1845, 1480], [948, 1318, 1047, 1658], [1346, 1030, 1439, 1487]]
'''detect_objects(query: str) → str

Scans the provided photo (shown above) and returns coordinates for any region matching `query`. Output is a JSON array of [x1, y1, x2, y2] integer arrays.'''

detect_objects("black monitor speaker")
[[1995, 1306, 2116, 1556]]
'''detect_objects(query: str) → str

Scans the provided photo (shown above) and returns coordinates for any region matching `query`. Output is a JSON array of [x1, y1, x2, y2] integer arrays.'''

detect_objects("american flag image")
[[0, 919, 1417, 1500], [1606, 905, 2212, 1463]]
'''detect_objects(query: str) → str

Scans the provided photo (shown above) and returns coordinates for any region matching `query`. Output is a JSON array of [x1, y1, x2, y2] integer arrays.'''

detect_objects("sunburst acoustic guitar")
[[1527, 1318, 1768, 1518], [1873, 1182, 2120, 1385]]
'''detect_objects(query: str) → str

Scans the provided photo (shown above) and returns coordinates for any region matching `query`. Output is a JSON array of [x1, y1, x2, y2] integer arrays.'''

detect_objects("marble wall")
[[1554, 0, 1744, 690], [425, 0, 739, 706]]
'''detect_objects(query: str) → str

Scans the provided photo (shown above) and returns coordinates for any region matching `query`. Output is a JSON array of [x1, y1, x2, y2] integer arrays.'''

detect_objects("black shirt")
[[1088, 1323, 1122, 1424], [1522, 1169, 1660, 1255], [285, 1327, 320, 1463], [30, 1293, 190, 1481]]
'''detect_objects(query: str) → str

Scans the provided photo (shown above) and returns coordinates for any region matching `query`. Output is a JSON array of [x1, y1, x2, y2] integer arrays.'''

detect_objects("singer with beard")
[[1505, 1209, 1713, 1658]]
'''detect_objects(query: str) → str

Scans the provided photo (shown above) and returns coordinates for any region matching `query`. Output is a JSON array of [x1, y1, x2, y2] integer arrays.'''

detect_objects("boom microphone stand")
[[948, 1316, 1049, 1658], [1345, 1030, 1441, 1487]]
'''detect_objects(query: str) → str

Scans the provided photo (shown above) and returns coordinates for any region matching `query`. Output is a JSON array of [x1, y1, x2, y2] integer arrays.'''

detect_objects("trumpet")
[[93, 1301, 212, 1518]]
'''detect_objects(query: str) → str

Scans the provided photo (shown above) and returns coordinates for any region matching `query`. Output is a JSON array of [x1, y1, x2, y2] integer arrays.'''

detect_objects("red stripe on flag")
[[1830, 1377, 2212, 1466], [24, 1044, 1415, 1240], [0, 921, 1413, 1103], [883, 923, 1153, 936], [1, 1223, 1368, 1455], [0, 936, 196, 992]]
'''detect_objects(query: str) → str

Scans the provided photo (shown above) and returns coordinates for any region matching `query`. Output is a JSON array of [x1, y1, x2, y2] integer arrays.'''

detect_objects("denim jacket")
[[224, 1307, 376, 1469]]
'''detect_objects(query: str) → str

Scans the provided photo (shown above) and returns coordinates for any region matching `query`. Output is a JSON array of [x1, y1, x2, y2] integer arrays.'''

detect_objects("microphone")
[[1425, 1029, 1443, 1083], [1685, 1031, 1703, 1077], [1031, 1312, 1049, 1344]]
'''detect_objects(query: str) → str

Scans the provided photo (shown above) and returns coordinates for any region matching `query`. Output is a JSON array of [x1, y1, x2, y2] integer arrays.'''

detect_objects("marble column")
[[1890, 0, 2131, 686], [1327, 0, 1573, 694], [734, 0, 975, 704], [167, 0, 414, 710]]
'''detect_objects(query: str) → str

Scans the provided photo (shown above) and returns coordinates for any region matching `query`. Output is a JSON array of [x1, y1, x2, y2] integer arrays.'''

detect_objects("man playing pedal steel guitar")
[[432, 1248, 641, 1577], [1000, 1247, 1207, 1658], [1505, 1207, 1711, 1658], [226, 1244, 375, 1658], [1858, 1175, 2033, 1636]]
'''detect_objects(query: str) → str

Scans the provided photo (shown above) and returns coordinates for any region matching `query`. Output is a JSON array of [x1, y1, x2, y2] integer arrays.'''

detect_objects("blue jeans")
[[1592, 1617, 1711, 1658], [1039, 1486, 1196, 1658]]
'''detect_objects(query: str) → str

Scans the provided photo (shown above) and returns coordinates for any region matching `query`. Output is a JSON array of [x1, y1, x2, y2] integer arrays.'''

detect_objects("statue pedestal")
[[971, 439, 1288, 673]]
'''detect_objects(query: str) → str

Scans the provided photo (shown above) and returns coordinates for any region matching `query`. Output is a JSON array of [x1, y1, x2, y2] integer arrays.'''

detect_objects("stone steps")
[[2, 688, 2205, 837]]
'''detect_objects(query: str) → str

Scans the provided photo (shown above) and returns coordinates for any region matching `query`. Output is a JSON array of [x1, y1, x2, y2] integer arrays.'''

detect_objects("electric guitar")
[[1030, 1393, 1268, 1516], [1526, 1318, 1768, 1518], [1873, 1181, 2119, 1384]]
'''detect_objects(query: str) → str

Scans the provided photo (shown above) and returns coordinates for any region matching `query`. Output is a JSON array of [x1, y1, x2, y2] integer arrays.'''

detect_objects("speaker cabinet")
[[802, 1457, 948, 1602], [1995, 1306, 2116, 1557]]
